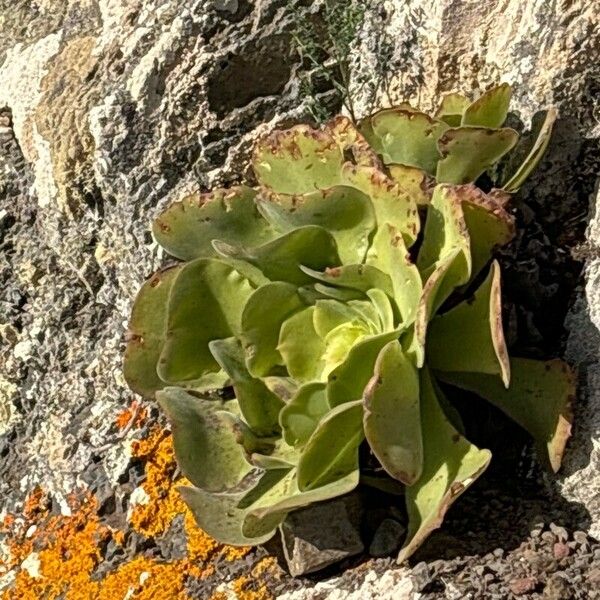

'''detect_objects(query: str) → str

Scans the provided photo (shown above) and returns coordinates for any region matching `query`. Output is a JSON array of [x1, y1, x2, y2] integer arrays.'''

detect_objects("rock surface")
[[280, 496, 364, 577], [0, 0, 599, 598]]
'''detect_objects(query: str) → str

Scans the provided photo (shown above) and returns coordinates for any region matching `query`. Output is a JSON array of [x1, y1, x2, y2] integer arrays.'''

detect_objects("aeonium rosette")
[[124, 85, 574, 563]]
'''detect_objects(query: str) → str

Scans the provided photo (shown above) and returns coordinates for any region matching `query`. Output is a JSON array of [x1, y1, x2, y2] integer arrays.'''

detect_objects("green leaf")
[[301, 264, 393, 297], [341, 163, 420, 246], [313, 283, 366, 302], [367, 288, 395, 332], [297, 400, 364, 490], [214, 226, 341, 286], [414, 186, 471, 338], [153, 186, 273, 261], [179, 469, 288, 546], [417, 185, 471, 282], [278, 306, 325, 382], [327, 329, 402, 407], [387, 163, 431, 206], [434, 92, 470, 127], [410, 248, 467, 368], [313, 299, 366, 338], [280, 382, 330, 448], [462, 84, 512, 128], [503, 107, 557, 192], [250, 439, 299, 470], [157, 387, 252, 491], [209, 337, 284, 437], [322, 322, 371, 375], [124, 265, 181, 399], [327, 115, 381, 167], [435, 358, 575, 472], [398, 369, 491, 563], [158, 259, 255, 385], [241, 282, 304, 377], [252, 125, 343, 194], [436, 127, 519, 184], [427, 261, 510, 386], [242, 468, 360, 536], [449, 184, 515, 281], [257, 186, 376, 264], [367, 224, 422, 327], [358, 115, 387, 155], [364, 340, 422, 485], [371, 108, 449, 174]]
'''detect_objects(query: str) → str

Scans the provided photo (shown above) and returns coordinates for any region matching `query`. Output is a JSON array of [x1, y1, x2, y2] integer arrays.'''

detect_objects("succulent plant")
[[124, 84, 574, 564]]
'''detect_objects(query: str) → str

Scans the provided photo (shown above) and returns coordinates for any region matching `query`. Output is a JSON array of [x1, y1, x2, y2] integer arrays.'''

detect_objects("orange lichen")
[[1, 425, 276, 600], [231, 575, 272, 600], [115, 400, 147, 431]]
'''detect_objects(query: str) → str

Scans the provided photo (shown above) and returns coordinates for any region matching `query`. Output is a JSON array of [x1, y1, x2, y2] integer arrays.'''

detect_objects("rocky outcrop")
[[0, 0, 599, 597], [0, 0, 312, 508]]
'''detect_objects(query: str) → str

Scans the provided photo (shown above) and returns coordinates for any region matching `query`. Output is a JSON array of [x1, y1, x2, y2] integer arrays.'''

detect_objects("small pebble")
[[552, 542, 570, 560], [573, 531, 588, 545], [549, 523, 568, 542], [510, 576, 538, 596]]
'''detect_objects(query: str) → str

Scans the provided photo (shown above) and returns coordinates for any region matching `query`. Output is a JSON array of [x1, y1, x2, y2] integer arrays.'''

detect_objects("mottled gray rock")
[[0, 0, 316, 509], [280, 496, 364, 577], [0, 0, 599, 597], [564, 187, 600, 539], [369, 518, 406, 558]]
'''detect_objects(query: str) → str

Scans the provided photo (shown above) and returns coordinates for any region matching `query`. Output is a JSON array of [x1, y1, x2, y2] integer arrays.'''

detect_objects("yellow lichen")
[[0, 426, 277, 599]]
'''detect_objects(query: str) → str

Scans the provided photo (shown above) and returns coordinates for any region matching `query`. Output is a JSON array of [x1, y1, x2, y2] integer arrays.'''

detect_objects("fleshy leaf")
[[358, 116, 387, 157], [367, 288, 395, 332], [253, 125, 343, 194], [371, 108, 449, 174], [278, 307, 325, 383], [327, 329, 402, 407], [214, 226, 341, 286], [322, 322, 371, 375], [157, 387, 252, 491], [241, 282, 304, 377], [428, 261, 510, 386], [124, 265, 181, 399], [242, 468, 360, 536], [341, 163, 420, 246], [313, 299, 367, 338], [435, 358, 575, 472], [415, 186, 471, 330], [503, 107, 557, 192], [364, 340, 422, 485], [280, 382, 330, 448], [417, 185, 471, 283], [326, 115, 381, 167], [257, 186, 376, 264], [367, 224, 422, 327], [158, 259, 254, 384], [209, 337, 284, 436], [436, 127, 518, 184], [153, 186, 273, 261], [409, 249, 465, 368], [387, 163, 431, 206], [301, 264, 393, 297], [313, 283, 365, 302], [435, 92, 470, 127], [461, 84, 512, 128], [250, 438, 299, 470], [297, 400, 364, 490], [398, 369, 491, 563], [447, 184, 515, 280], [179, 469, 289, 546]]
